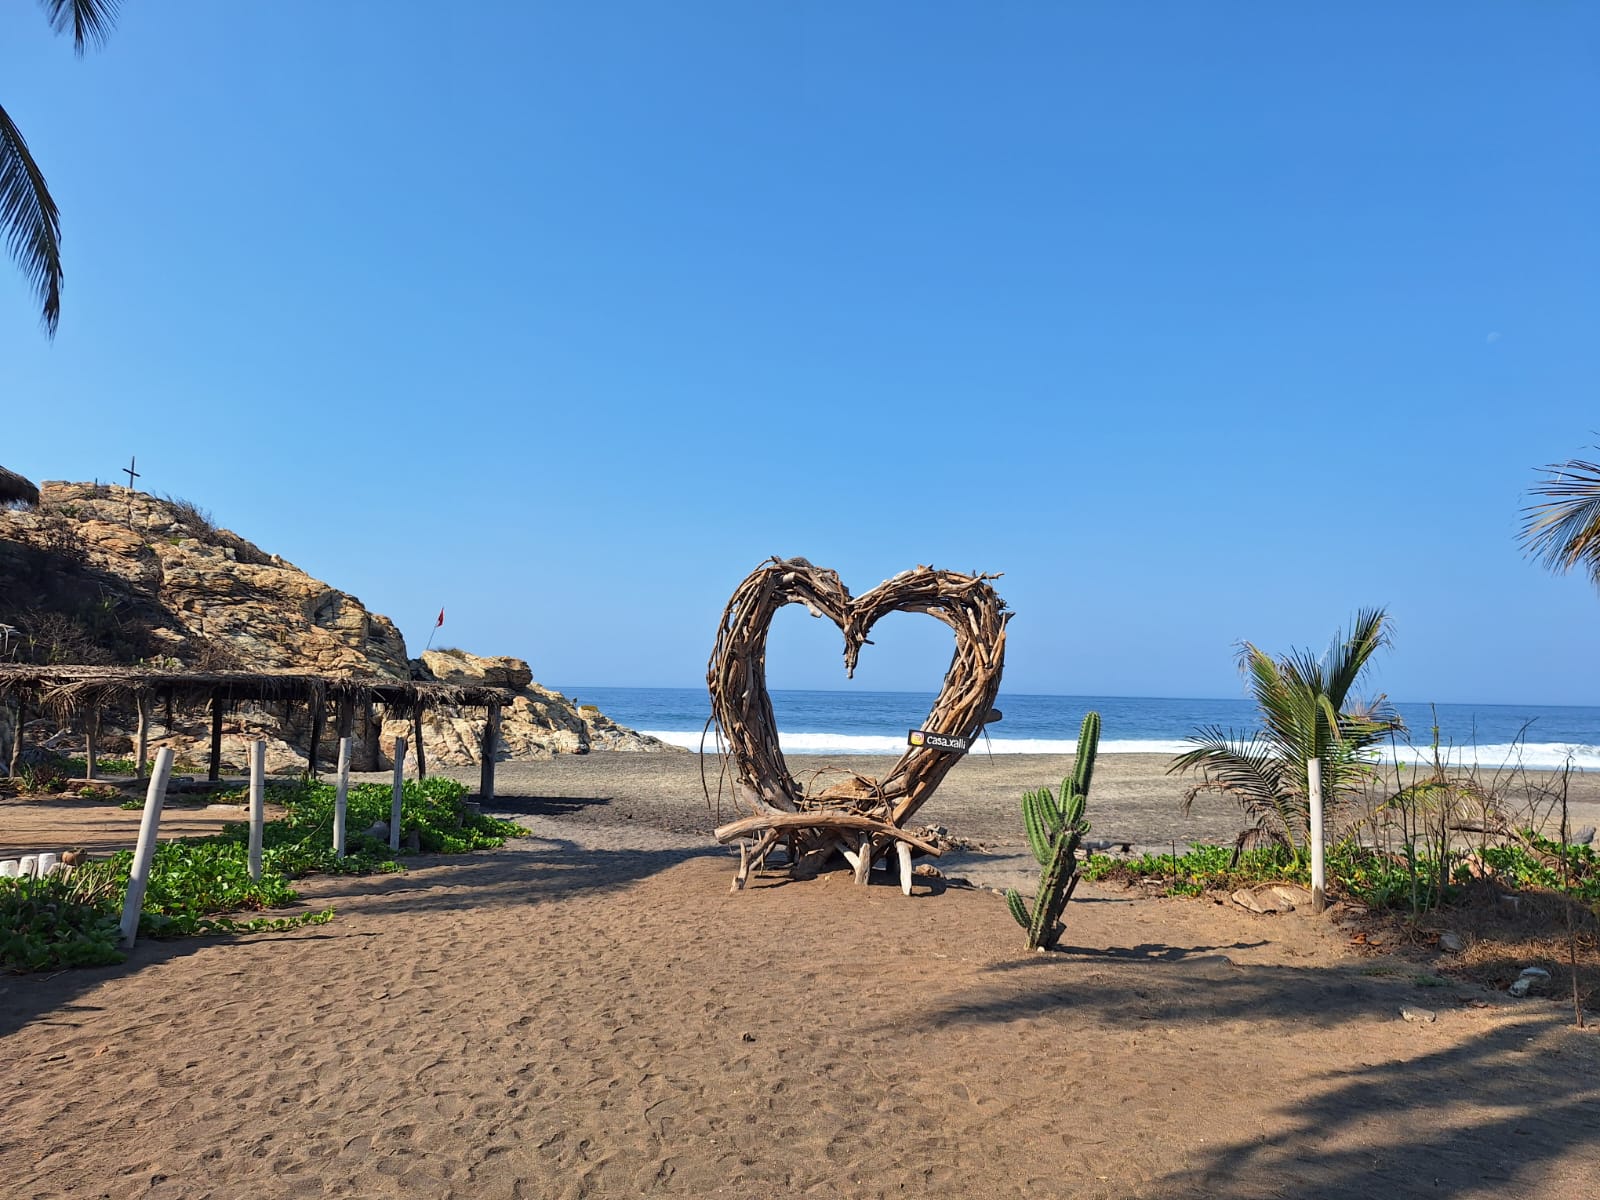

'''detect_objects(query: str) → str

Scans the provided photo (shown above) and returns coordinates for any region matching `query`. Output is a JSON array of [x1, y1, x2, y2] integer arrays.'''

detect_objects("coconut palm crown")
[[1521, 453, 1600, 587], [3, 1, 120, 337], [1168, 608, 1402, 862]]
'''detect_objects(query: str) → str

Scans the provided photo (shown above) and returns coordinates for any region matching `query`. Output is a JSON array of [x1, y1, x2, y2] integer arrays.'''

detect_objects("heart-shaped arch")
[[707, 557, 1009, 885]]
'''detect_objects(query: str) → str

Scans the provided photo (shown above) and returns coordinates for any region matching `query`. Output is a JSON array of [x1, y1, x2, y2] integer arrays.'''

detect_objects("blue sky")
[[3, 2, 1597, 705]]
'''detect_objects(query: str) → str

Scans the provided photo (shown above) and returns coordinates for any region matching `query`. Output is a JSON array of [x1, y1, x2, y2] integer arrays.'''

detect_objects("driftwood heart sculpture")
[[708, 557, 1009, 885]]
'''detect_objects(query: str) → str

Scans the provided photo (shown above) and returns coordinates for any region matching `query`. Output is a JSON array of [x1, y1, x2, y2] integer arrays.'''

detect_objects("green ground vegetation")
[[1, 776, 526, 972]]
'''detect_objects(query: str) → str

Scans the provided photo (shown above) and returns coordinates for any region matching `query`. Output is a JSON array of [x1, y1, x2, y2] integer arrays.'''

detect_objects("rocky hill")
[[0, 482, 673, 771]]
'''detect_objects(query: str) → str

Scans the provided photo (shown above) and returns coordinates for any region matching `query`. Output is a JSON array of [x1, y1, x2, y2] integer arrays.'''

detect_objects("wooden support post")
[[731, 830, 780, 892], [8, 695, 22, 777], [248, 739, 266, 882], [479, 703, 500, 802], [335, 697, 354, 740], [135, 694, 151, 780], [390, 736, 406, 852], [1308, 757, 1326, 914], [307, 696, 325, 780], [412, 707, 427, 780], [334, 736, 352, 859], [84, 707, 99, 780], [896, 842, 914, 896], [854, 834, 873, 885], [120, 747, 174, 948], [362, 699, 378, 770], [208, 698, 224, 782]]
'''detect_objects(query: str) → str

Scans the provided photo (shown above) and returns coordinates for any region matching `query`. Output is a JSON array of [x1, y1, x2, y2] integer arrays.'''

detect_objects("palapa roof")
[[0, 664, 511, 717], [0, 466, 41, 508]]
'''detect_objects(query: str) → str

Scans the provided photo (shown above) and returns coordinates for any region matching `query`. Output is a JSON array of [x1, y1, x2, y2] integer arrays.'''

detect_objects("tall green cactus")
[[1005, 711, 1099, 950]]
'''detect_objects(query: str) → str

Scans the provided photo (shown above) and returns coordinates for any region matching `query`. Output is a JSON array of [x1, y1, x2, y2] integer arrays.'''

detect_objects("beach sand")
[[3, 751, 1599, 1198]]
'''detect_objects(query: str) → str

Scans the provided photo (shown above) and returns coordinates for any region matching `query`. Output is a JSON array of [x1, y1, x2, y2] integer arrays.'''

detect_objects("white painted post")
[[1308, 757, 1326, 914], [248, 739, 266, 882], [390, 736, 406, 852], [120, 746, 174, 947], [334, 735, 352, 859]]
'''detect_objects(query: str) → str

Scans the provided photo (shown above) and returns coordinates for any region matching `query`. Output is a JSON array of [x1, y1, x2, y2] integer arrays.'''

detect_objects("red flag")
[[435, 608, 445, 628]]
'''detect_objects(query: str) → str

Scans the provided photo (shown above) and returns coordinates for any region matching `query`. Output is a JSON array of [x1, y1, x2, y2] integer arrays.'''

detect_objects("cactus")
[[1005, 711, 1099, 950]]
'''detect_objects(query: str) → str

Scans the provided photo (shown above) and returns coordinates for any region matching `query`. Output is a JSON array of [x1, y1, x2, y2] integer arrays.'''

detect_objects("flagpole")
[[424, 607, 444, 653]]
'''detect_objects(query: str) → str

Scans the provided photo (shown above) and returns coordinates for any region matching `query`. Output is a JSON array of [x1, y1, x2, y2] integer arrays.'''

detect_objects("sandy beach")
[[4, 750, 1599, 1199]]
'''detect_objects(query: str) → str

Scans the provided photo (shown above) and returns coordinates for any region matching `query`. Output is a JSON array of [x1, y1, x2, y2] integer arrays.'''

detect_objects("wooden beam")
[[84, 707, 99, 780], [362, 699, 378, 770], [713, 810, 943, 857], [7, 695, 22, 777], [853, 833, 872, 885], [247, 739, 265, 882], [307, 696, 325, 780], [208, 698, 224, 782], [389, 736, 406, 852], [334, 736, 352, 859], [412, 707, 427, 780], [479, 702, 500, 803], [120, 747, 174, 948]]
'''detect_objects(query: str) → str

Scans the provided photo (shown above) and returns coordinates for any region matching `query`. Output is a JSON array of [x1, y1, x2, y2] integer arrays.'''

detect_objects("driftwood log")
[[708, 557, 1009, 893]]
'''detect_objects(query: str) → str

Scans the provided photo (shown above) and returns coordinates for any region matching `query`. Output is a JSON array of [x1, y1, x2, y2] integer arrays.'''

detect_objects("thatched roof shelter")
[[0, 664, 509, 717], [0, 466, 40, 508], [0, 665, 513, 793]]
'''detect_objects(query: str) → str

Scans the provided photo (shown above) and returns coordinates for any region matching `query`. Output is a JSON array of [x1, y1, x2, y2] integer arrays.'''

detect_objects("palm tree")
[[1168, 608, 1402, 862], [1521, 453, 1600, 585], [2, 1, 120, 337]]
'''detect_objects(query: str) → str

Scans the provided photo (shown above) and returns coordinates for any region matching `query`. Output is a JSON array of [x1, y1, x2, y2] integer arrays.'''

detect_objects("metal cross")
[[123, 456, 140, 490]]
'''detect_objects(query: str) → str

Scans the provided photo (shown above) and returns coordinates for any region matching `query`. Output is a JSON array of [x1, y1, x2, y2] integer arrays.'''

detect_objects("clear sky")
[[3, 3, 1597, 705]]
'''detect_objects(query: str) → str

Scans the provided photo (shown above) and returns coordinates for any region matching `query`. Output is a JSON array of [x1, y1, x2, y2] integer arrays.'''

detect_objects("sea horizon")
[[555, 685, 1600, 771]]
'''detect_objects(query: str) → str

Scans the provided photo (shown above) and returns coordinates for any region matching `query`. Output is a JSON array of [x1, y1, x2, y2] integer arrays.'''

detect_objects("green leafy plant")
[[0, 872, 124, 971], [2, 775, 525, 972], [1168, 609, 1401, 864], [61, 755, 140, 776], [1006, 712, 1099, 950]]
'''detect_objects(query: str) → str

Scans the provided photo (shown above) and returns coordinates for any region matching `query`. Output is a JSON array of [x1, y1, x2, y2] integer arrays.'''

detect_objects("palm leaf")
[[0, 102, 62, 337], [1522, 457, 1600, 586], [1170, 727, 1305, 851], [39, 0, 121, 55]]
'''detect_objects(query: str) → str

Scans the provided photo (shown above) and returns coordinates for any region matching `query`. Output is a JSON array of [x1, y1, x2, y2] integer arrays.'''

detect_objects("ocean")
[[556, 686, 1600, 772]]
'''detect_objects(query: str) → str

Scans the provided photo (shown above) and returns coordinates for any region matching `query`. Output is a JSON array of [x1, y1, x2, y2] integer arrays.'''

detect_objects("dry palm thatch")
[[707, 557, 1009, 892], [0, 465, 40, 508], [0, 664, 510, 718]]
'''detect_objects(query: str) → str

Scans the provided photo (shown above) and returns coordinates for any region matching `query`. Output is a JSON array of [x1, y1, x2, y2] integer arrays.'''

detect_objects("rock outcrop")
[[0, 482, 674, 770]]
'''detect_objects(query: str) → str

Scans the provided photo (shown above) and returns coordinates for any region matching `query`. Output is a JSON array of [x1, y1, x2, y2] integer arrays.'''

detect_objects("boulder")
[[1228, 889, 1305, 915]]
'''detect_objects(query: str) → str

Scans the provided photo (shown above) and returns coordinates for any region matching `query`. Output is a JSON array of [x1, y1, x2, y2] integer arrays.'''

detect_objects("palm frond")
[[1324, 608, 1391, 708], [39, 0, 120, 55], [1522, 457, 1600, 586], [0, 102, 62, 336], [1170, 728, 1304, 845]]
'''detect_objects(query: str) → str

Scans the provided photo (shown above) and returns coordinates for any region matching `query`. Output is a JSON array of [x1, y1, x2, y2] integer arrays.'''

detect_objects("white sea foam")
[[647, 731, 1197, 757], [1371, 742, 1600, 772], [643, 729, 1600, 769]]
